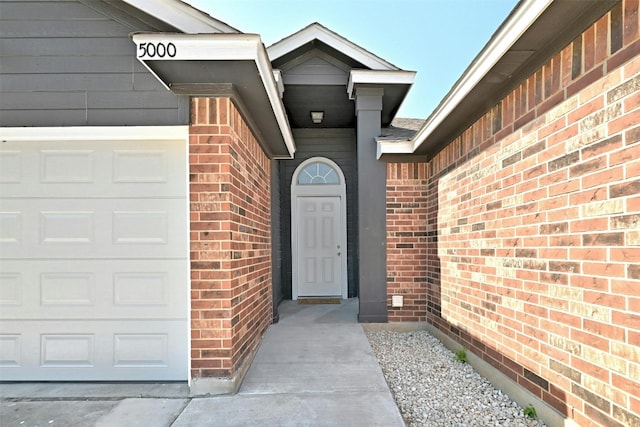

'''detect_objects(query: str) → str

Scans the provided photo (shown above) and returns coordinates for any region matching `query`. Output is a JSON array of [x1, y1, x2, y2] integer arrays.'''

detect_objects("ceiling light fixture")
[[310, 111, 324, 124]]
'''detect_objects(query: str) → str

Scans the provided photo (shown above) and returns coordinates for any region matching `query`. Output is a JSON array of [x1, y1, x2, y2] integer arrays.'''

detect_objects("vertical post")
[[271, 159, 282, 323], [355, 87, 387, 322]]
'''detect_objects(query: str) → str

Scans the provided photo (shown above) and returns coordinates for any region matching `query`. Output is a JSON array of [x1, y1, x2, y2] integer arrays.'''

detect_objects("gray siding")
[[0, 0, 188, 127], [279, 128, 358, 299]]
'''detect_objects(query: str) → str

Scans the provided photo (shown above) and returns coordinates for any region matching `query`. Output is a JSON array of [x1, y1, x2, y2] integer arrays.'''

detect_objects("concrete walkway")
[[1, 299, 405, 426]]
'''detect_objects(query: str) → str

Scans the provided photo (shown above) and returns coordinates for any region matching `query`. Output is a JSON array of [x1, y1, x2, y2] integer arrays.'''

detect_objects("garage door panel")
[[40, 149, 95, 184], [0, 211, 22, 245], [0, 334, 22, 367], [1, 260, 187, 319], [0, 140, 185, 198], [0, 132, 189, 381], [0, 199, 187, 259], [0, 271, 22, 305], [0, 150, 22, 184], [0, 320, 187, 381]]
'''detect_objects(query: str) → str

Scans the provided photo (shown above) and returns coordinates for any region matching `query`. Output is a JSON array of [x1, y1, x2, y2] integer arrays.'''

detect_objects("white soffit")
[[347, 70, 417, 99], [121, 0, 238, 33], [379, 0, 553, 157], [268, 23, 398, 71], [131, 33, 296, 158]]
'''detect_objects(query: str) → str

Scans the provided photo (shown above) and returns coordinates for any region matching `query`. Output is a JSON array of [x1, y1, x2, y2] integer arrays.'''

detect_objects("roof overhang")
[[378, 0, 619, 160], [120, 0, 239, 33], [131, 33, 295, 159], [348, 70, 416, 127]]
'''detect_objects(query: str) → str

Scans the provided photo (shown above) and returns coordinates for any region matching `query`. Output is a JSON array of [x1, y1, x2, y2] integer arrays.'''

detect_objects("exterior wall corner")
[[188, 97, 273, 382]]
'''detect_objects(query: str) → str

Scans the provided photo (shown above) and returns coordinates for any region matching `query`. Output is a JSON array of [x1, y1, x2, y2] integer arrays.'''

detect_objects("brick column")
[[386, 163, 429, 321], [189, 97, 272, 391]]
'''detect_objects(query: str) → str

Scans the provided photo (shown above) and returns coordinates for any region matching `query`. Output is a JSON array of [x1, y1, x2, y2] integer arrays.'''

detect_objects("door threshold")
[[297, 297, 342, 305]]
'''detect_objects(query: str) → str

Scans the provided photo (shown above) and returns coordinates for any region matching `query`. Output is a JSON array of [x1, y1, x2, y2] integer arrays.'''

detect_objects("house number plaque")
[[138, 42, 177, 59]]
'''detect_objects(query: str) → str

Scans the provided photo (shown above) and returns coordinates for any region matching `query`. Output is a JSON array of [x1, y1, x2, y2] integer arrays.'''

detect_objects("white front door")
[[291, 157, 347, 300], [297, 196, 342, 297]]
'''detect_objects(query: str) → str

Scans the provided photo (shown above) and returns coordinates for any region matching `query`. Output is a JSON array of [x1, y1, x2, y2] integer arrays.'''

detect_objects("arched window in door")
[[296, 161, 341, 185]]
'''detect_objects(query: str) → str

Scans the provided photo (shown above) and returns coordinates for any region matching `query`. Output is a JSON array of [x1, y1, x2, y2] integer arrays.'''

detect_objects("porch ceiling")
[[283, 85, 355, 128]]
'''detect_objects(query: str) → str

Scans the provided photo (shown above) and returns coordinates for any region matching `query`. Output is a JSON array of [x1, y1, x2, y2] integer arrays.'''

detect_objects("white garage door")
[[0, 127, 189, 381]]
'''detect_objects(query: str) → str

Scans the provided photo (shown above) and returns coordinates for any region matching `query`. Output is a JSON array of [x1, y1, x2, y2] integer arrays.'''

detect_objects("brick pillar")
[[386, 163, 429, 321], [189, 97, 272, 391]]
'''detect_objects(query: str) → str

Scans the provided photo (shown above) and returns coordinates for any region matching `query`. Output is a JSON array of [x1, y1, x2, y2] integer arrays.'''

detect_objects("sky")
[[187, 0, 520, 119]]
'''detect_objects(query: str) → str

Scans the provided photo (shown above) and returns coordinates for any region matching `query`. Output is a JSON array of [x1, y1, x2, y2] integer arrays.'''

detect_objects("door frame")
[[291, 157, 348, 300]]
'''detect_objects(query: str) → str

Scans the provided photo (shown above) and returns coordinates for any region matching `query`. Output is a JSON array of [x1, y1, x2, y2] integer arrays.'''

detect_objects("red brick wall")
[[189, 97, 273, 379], [386, 163, 429, 321], [388, 2, 640, 426]]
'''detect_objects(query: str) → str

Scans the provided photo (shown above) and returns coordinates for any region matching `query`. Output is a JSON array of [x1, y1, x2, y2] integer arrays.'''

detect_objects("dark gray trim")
[[271, 159, 283, 323], [357, 312, 388, 323], [355, 88, 387, 323]]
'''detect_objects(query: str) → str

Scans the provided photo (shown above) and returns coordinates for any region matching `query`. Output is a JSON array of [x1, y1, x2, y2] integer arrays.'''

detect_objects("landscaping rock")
[[366, 330, 546, 427]]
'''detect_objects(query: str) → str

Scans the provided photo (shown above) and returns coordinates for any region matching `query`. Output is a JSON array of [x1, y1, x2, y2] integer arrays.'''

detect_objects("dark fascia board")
[[131, 33, 295, 159], [381, 0, 619, 160]]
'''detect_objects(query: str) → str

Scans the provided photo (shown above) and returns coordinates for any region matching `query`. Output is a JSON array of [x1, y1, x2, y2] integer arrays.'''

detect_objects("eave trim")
[[347, 70, 417, 99], [268, 23, 399, 71], [378, 0, 553, 157], [376, 139, 414, 159], [131, 33, 296, 158], [121, 0, 239, 33]]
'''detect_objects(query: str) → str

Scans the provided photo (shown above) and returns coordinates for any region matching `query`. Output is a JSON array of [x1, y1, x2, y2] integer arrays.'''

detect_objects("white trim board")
[[121, 0, 238, 34], [268, 23, 398, 71], [0, 126, 189, 142], [347, 70, 416, 99]]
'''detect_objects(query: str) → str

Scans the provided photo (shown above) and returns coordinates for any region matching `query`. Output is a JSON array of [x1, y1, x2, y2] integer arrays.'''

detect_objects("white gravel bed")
[[366, 330, 547, 427]]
